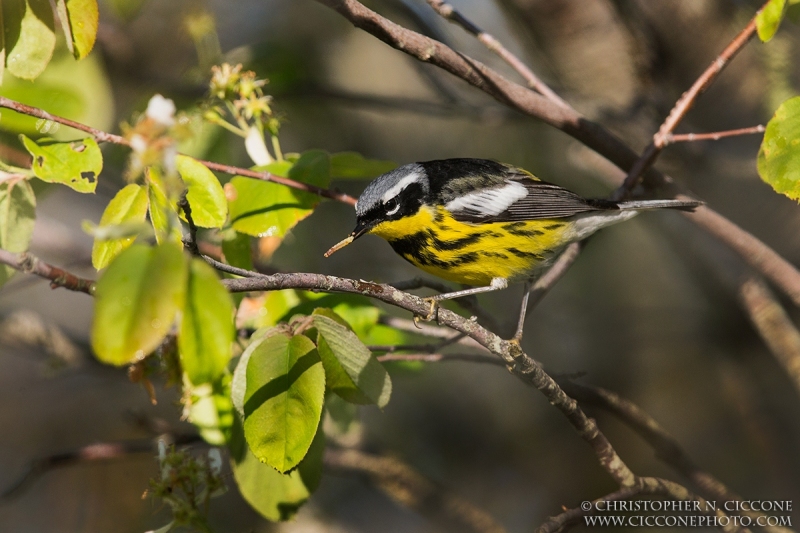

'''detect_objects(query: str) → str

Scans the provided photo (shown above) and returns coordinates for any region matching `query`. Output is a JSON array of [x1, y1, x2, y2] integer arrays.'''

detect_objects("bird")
[[324, 158, 701, 340]]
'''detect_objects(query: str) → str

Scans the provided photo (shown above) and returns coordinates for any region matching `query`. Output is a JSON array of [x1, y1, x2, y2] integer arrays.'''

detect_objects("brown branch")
[[664, 125, 765, 145], [0, 96, 357, 207], [526, 242, 582, 310], [425, 0, 569, 109], [223, 272, 637, 487], [614, 8, 761, 198], [313, 0, 800, 310], [739, 277, 800, 397], [325, 448, 506, 533], [0, 249, 95, 295], [177, 192, 200, 256], [376, 352, 503, 365]]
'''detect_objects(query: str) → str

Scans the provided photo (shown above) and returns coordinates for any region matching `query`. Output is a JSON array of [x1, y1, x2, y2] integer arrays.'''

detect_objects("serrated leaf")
[[4, 0, 56, 80], [58, 0, 98, 60], [228, 150, 330, 238], [757, 96, 800, 201], [231, 327, 278, 418], [176, 154, 227, 228], [329, 151, 395, 179], [756, 0, 786, 42], [0, 180, 36, 287], [179, 258, 235, 385], [231, 416, 324, 522], [312, 311, 391, 408], [91, 242, 187, 365], [21, 135, 102, 192], [91, 184, 149, 269], [243, 332, 325, 473]]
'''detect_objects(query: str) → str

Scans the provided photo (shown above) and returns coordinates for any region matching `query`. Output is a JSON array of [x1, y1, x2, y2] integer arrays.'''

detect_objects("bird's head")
[[325, 163, 430, 257]]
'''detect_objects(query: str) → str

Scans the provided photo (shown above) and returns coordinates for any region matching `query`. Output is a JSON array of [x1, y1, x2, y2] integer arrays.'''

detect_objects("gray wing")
[[447, 173, 616, 223]]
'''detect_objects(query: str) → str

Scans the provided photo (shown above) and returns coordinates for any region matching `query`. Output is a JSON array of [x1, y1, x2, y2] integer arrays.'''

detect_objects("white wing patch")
[[445, 181, 528, 218], [381, 171, 423, 203]]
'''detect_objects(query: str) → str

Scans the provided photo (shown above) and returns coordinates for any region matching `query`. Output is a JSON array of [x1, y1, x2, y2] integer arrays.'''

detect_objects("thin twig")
[[425, 0, 569, 109], [613, 6, 762, 198], [177, 192, 200, 256], [526, 242, 582, 310], [664, 125, 765, 145], [0, 249, 95, 295], [313, 0, 800, 310], [739, 277, 800, 397], [223, 272, 637, 487], [325, 448, 507, 533], [376, 352, 503, 365], [0, 96, 357, 206]]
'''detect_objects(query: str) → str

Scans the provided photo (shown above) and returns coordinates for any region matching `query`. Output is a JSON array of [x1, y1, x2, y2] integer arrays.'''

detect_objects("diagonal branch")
[[425, 0, 568, 108], [313, 0, 800, 309], [613, 10, 762, 198], [0, 249, 95, 294]]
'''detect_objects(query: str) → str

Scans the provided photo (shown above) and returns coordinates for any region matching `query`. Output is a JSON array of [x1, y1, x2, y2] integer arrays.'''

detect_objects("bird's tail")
[[616, 199, 702, 212]]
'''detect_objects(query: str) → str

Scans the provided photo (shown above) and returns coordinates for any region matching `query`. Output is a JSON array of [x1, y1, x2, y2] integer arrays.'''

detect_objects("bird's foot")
[[413, 297, 439, 326]]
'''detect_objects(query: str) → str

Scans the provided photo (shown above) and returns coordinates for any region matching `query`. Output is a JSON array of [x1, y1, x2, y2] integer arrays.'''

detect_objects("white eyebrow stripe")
[[445, 181, 528, 217], [381, 171, 422, 203]]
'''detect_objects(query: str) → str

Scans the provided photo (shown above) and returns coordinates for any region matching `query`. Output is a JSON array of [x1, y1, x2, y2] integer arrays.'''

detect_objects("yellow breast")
[[369, 206, 569, 286]]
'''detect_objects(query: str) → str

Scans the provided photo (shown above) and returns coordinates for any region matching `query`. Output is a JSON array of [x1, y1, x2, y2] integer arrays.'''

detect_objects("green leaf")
[[187, 376, 234, 446], [757, 96, 800, 201], [21, 135, 102, 193], [91, 242, 187, 365], [176, 154, 227, 228], [231, 416, 324, 522], [312, 311, 392, 408], [179, 258, 235, 385], [147, 177, 182, 244], [756, 0, 786, 42], [228, 150, 330, 238], [91, 184, 149, 270], [0, 180, 36, 287], [221, 230, 253, 271], [231, 327, 277, 418], [243, 332, 325, 473], [0, 49, 114, 138], [3, 0, 56, 80], [56, 0, 98, 60], [329, 151, 395, 179]]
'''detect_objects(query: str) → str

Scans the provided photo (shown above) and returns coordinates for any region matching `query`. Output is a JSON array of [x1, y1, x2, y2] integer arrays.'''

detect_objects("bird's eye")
[[385, 198, 400, 216]]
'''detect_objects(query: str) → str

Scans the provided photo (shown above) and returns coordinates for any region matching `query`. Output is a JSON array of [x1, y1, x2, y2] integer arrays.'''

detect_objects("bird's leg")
[[416, 277, 508, 323], [511, 279, 534, 343]]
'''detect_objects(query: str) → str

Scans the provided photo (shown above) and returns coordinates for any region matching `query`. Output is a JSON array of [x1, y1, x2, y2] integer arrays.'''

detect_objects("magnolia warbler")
[[325, 158, 701, 338]]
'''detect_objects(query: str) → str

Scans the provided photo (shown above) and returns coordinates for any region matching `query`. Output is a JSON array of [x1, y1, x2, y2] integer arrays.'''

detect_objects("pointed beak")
[[324, 221, 370, 257]]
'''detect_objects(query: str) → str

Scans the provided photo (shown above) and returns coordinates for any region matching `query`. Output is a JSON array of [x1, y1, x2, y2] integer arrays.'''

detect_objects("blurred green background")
[[1, 0, 799, 531]]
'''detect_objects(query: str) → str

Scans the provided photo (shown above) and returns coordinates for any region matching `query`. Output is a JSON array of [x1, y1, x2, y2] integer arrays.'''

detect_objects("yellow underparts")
[[370, 206, 570, 286]]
